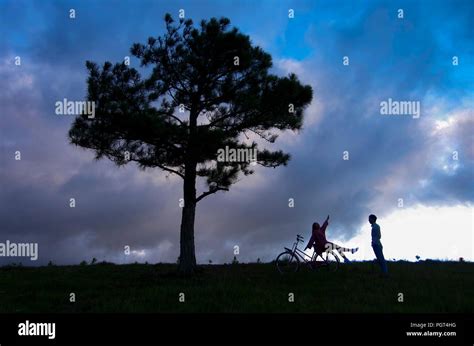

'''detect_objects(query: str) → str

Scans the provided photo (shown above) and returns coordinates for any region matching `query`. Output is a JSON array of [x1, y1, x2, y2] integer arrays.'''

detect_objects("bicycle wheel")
[[320, 250, 340, 272], [276, 251, 299, 274]]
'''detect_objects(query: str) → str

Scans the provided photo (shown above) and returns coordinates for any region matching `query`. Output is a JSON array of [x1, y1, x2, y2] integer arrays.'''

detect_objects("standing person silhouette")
[[369, 214, 388, 276]]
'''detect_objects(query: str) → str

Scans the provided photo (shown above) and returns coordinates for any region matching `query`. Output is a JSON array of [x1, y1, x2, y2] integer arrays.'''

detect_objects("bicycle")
[[275, 234, 340, 274]]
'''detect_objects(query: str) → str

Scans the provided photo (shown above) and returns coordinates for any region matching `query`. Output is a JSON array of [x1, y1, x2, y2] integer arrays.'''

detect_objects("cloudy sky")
[[1, 0, 473, 265]]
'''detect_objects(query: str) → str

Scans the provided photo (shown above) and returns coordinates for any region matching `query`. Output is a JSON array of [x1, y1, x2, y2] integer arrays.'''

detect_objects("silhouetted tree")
[[69, 14, 313, 275]]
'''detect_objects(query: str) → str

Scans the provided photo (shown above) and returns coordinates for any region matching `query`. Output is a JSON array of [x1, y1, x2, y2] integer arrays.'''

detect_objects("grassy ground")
[[0, 261, 472, 313]]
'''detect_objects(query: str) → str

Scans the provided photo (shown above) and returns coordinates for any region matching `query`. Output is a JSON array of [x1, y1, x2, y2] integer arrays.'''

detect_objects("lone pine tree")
[[69, 14, 313, 275]]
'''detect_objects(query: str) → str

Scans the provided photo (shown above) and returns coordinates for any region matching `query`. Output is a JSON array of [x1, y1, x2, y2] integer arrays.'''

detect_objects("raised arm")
[[321, 215, 330, 234]]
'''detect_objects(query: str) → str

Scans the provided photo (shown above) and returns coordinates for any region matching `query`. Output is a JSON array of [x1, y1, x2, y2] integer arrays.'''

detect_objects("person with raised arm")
[[305, 215, 358, 263]]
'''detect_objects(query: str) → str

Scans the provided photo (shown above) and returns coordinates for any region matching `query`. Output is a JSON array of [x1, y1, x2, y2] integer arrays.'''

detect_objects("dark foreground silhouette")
[[0, 261, 472, 313]]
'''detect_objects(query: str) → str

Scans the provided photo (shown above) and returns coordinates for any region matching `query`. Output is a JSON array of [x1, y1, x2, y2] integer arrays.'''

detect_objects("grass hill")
[[0, 261, 472, 313]]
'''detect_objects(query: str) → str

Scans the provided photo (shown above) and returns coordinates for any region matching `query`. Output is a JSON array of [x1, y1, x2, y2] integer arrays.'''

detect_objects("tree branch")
[[164, 113, 185, 125], [105, 147, 185, 179], [155, 163, 185, 179], [195, 186, 229, 202]]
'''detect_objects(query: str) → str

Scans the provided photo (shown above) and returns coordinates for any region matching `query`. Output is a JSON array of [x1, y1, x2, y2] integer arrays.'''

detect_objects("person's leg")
[[328, 242, 351, 262], [378, 245, 388, 274], [329, 243, 358, 262], [372, 244, 381, 267], [338, 246, 359, 254], [310, 250, 324, 268], [372, 243, 388, 275]]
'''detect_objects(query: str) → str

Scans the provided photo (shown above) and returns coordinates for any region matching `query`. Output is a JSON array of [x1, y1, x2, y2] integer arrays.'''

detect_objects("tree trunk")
[[178, 162, 197, 275], [178, 104, 198, 275]]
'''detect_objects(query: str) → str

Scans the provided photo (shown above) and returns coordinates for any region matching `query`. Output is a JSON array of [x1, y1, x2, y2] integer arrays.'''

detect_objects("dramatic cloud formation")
[[1, 0, 472, 265]]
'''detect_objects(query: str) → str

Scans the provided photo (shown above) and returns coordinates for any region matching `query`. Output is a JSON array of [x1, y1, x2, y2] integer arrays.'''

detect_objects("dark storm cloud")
[[1, 0, 472, 264]]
